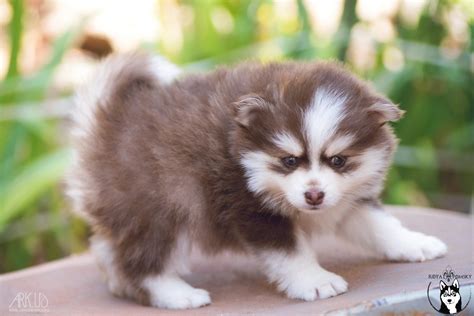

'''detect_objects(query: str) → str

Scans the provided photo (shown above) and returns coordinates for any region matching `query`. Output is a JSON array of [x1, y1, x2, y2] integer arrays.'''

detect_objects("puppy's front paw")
[[284, 270, 348, 301], [384, 231, 447, 262]]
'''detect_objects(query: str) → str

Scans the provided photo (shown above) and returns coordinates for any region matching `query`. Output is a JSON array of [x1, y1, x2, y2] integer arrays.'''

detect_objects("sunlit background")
[[0, 0, 472, 272]]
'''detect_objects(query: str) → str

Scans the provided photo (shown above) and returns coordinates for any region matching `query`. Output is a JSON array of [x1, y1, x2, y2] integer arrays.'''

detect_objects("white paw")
[[143, 275, 211, 309], [384, 231, 447, 262], [151, 286, 211, 309], [284, 270, 348, 301]]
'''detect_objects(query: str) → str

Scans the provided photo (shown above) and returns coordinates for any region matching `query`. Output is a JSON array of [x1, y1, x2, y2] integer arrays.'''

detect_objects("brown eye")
[[329, 155, 346, 168], [281, 156, 299, 168]]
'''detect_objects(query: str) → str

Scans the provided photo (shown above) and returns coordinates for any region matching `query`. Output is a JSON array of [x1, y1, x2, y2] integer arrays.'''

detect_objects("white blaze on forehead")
[[325, 134, 354, 156], [304, 87, 347, 158], [272, 132, 304, 156]]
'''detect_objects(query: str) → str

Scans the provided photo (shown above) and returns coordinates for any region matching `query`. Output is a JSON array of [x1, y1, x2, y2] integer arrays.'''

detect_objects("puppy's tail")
[[71, 53, 181, 139]]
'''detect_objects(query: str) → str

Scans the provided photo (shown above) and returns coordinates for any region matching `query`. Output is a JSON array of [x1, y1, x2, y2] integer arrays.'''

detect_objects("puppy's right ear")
[[234, 94, 271, 128], [440, 280, 447, 291], [368, 98, 405, 124]]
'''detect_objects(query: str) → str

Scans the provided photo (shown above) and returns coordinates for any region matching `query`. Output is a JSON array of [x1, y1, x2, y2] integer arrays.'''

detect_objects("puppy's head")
[[233, 62, 403, 213]]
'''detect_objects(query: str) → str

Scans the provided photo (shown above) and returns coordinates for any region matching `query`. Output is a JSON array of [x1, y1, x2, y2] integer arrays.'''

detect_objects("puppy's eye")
[[281, 156, 299, 168], [329, 155, 346, 168]]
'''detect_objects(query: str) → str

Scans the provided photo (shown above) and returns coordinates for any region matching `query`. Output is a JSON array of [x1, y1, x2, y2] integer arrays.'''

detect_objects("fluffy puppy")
[[67, 54, 447, 309]]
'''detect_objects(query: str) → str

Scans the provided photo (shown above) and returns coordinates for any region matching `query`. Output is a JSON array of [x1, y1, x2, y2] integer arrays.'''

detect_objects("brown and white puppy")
[[67, 54, 447, 309]]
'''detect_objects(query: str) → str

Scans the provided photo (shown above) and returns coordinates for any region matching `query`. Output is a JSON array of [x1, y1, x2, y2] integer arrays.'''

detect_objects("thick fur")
[[67, 54, 447, 309]]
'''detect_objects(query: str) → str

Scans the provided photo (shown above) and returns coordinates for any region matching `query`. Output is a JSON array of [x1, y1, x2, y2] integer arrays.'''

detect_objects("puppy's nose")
[[304, 189, 325, 206], [447, 299, 452, 303]]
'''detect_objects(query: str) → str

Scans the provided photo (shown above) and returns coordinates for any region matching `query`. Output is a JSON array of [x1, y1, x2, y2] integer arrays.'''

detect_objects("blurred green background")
[[0, 0, 472, 273]]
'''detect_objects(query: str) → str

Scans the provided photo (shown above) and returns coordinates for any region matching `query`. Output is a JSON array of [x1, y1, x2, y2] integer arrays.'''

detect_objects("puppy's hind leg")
[[90, 235, 146, 301], [140, 233, 211, 310], [142, 274, 211, 309], [92, 230, 210, 309]]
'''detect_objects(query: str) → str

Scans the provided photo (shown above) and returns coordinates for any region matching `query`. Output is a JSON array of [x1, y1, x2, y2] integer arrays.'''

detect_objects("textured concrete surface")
[[1, 206, 472, 315]]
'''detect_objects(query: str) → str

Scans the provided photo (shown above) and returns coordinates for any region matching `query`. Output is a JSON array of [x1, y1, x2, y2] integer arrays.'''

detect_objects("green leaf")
[[0, 148, 72, 232], [0, 25, 81, 104], [5, 0, 23, 79]]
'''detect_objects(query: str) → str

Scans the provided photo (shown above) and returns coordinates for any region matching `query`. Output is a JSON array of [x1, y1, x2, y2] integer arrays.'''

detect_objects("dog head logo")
[[438, 279, 462, 314]]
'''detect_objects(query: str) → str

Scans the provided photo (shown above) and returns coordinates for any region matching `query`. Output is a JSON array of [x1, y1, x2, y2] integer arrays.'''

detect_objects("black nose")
[[448, 299, 452, 303], [304, 189, 325, 206]]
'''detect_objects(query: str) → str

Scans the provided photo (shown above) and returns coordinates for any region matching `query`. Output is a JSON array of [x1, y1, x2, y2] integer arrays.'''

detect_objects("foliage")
[[0, 0, 472, 272]]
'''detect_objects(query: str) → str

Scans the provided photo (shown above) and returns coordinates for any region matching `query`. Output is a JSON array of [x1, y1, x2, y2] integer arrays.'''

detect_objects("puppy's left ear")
[[368, 98, 405, 124], [234, 94, 271, 128]]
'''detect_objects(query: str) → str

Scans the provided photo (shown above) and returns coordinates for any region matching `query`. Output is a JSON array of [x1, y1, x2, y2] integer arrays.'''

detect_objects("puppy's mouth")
[[297, 205, 325, 213], [295, 199, 339, 213]]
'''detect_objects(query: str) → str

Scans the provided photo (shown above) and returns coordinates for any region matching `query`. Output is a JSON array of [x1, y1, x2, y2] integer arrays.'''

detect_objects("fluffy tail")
[[71, 53, 180, 139]]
